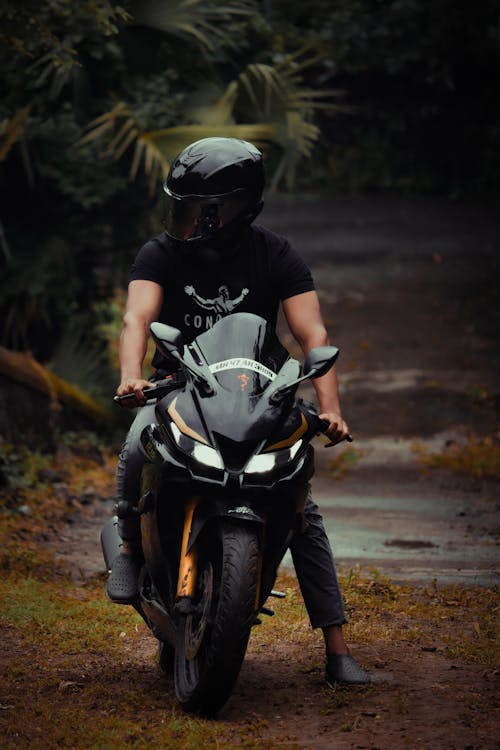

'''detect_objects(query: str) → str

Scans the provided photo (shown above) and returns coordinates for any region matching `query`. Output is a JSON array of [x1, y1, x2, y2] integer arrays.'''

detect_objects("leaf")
[[129, 139, 145, 183], [113, 126, 139, 160], [227, 57, 344, 189], [145, 123, 275, 162], [78, 50, 341, 194], [130, 0, 255, 53], [0, 107, 31, 162], [105, 118, 136, 155]]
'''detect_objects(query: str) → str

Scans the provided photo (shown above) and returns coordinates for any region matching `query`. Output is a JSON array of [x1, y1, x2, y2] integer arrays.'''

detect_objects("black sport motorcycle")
[[101, 312, 343, 717]]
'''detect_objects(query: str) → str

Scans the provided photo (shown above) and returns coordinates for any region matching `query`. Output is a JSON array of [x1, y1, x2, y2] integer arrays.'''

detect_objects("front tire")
[[158, 640, 175, 675], [174, 521, 259, 716]]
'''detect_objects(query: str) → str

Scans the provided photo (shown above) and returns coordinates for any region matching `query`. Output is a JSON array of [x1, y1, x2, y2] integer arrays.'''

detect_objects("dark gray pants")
[[117, 405, 347, 629]]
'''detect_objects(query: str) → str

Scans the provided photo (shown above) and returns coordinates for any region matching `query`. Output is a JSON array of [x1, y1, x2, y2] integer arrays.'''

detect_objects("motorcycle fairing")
[[151, 314, 317, 488], [193, 312, 289, 391]]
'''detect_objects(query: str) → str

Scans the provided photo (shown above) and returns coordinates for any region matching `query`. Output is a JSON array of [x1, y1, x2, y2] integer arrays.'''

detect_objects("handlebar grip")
[[318, 417, 353, 443], [113, 386, 157, 405], [113, 376, 185, 406]]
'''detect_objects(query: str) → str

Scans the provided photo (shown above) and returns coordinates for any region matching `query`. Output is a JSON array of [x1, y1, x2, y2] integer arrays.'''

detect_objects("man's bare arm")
[[184, 285, 215, 309], [282, 291, 349, 444], [117, 279, 164, 406]]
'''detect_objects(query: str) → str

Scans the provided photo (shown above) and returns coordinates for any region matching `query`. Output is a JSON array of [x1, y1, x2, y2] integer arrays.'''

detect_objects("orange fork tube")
[[176, 497, 199, 599]]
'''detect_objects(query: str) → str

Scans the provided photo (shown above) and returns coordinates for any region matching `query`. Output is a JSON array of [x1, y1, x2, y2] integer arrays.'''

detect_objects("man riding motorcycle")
[[107, 136, 370, 687]]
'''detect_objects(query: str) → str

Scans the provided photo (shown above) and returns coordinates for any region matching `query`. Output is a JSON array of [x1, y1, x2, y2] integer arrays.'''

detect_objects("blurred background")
[[0, 0, 499, 445]]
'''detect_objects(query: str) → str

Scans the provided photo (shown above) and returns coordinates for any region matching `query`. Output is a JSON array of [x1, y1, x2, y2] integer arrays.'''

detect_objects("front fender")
[[187, 501, 264, 553]]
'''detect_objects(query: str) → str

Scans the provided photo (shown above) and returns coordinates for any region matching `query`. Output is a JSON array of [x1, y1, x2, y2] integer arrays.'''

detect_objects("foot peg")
[[260, 606, 275, 617], [270, 589, 286, 598], [252, 591, 285, 625]]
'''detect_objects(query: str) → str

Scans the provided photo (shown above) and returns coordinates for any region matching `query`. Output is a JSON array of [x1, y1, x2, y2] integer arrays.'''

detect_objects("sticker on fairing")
[[208, 358, 276, 381]]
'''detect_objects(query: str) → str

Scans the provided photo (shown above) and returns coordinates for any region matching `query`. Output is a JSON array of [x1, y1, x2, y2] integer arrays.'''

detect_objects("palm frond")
[[78, 103, 168, 194], [47, 317, 115, 399], [0, 107, 34, 189], [0, 107, 31, 161], [145, 123, 275, 163], [230, 58, 345, 188], [129, 134, 170, 192], [78, 102, 133, 146], [78, 49, 343, 194], [187, 82, 239, 127], [130, 0, 256, 53]]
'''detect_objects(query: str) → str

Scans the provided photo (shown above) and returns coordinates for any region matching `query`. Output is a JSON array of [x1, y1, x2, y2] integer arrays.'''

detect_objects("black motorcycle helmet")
[[163, 137, 265, 248]]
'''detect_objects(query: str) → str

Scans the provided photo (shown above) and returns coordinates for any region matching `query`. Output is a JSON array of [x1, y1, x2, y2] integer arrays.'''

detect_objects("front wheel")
[[174, 521, 260, 717], [158, 640, 175, 675]]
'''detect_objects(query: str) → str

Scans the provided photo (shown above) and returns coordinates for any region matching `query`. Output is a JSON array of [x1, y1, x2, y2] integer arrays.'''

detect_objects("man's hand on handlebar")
[[116, 378, 154, 408], [318, 411, 352, 447]]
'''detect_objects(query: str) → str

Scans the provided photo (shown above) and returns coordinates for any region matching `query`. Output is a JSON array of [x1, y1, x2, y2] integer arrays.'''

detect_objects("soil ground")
[[2, 195, 499, 749]]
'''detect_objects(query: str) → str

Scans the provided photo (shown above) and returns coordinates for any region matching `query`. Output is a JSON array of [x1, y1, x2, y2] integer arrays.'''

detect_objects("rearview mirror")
[[303, 346, 339, 378], [269, 345, 340, 405], [150, 322, 184, 362]]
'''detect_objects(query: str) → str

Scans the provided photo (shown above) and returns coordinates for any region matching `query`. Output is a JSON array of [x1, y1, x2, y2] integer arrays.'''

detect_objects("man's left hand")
[[318, 412, 350, 447]]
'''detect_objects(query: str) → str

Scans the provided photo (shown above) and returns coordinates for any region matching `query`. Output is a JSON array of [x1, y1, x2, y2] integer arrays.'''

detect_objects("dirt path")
[[39, 196, 500, 748], [51, 487, 499, 750]]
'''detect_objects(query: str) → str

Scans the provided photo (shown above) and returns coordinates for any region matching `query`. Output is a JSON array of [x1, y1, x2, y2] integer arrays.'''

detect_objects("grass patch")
[[1, 573, 299, 750], [1, 567, 498, 748], [1, 437, 499, 748], [326, 446, 364, 479], [0, 433, 116, 576], [413, 435, 500, 479], [339, 567, 500, 667], [0, 575, 142, 653]]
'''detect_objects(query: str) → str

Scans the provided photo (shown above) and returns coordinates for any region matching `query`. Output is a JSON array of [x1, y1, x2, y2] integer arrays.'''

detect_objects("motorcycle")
[[101, 312, 344, 717]]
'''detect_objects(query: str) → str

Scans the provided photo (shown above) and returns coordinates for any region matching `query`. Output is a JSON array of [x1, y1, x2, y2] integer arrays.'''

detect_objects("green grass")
[[1, 438, 499, 749], [326, 446, 364, 479], [0, 576, 142, 652], [3, 566, 498, 749], [413, 435, 500, 479]]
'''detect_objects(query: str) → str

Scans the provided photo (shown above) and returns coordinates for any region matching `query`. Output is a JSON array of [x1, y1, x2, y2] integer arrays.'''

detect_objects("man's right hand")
[[116, 378, 154, 408]]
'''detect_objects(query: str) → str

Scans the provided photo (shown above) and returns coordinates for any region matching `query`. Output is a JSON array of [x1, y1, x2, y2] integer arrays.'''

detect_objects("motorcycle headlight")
[[170, 422, 224, 469], [245, 440, 303, 474], [192, 442, 224, 469]]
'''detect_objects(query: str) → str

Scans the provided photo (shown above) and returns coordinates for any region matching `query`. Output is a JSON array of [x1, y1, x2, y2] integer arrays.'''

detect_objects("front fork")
[[174, 496, 264, 615], [176, 496, 199, 604]]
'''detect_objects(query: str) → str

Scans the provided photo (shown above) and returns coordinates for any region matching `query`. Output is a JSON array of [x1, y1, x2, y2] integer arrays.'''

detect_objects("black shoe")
[[326, 654, 371, 686], [106, 553, 140, 604]]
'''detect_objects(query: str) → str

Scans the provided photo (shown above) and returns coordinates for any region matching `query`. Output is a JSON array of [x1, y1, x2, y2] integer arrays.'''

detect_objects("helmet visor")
[[163, 188, 249, 241]]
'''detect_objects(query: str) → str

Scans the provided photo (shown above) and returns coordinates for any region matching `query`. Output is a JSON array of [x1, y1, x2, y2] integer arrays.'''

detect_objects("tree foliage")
[[267, 0, 500, 193], [0, 0, 497, 381]]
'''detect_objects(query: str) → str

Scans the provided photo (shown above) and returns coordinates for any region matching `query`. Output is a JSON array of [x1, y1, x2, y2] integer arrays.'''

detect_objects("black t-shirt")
[[129, 224, 315, 370]]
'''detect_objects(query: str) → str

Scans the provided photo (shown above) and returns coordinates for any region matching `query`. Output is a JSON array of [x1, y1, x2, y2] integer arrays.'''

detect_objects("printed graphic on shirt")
[[183, 284, 249, 331]]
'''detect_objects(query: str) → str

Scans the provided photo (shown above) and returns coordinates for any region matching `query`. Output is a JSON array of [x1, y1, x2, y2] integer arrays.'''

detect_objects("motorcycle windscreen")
[[192, 313, 289, 397]]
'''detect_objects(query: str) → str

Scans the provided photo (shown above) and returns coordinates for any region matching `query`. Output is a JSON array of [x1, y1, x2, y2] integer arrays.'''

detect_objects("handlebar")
[[113, 378, 183, 407], [114, 383, 352, 444], [318, 417, 353, 443]]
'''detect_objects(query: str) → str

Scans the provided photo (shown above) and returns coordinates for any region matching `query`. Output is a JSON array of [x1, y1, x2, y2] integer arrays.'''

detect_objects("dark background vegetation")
[[0, 0, 499, 391]]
